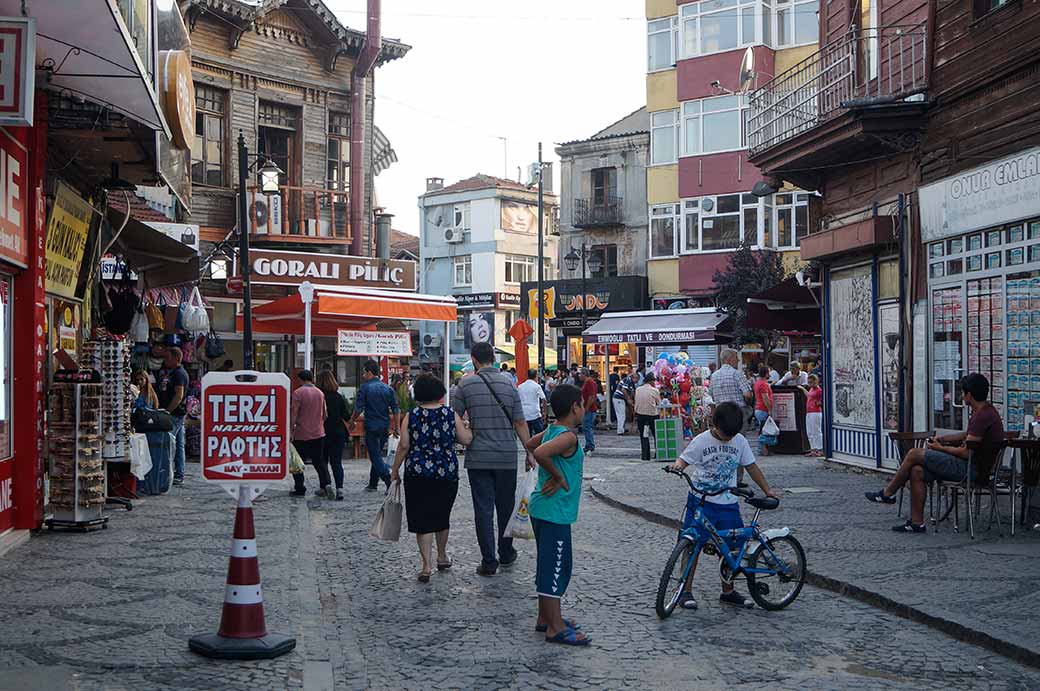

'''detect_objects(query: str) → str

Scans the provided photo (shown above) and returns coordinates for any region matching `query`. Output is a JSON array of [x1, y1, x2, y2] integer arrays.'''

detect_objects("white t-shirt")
[[679, 430, 756, 505], [517, 379, 546, 421], [778, 370, 808, 386]]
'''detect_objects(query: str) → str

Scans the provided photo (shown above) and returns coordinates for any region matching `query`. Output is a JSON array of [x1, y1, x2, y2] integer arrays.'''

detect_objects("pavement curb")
[[589, 484, 1040, 671]]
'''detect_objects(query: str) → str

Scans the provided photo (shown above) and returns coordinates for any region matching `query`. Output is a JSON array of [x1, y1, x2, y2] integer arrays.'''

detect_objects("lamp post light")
[[564, 244, 602, 368], [298, 281, 316, 371], [237, 130, 284, 371]]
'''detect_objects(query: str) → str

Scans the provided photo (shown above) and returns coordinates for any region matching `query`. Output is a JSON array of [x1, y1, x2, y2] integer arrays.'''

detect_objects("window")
[[592, 168, 617, 207], [327, 111, 350, 191], [651, 110, 679, 165], [505, 254, 537, 284], [681, 95, 748, 156], [258, 101, 299, 187], [774, 193, 810, 248], [683, 200, 699, 252], [647, 16, 678, 71], [775, 0, 819, 47], [974, 0, 1011, 16], [650, 204, 680, 258], [683, 194, 762, 251], [590, 245, 619, 278], [191, 85, 227, 186], [453, 256, 472, 287], [681, 0, 758, 58], [453, 203, 471, 231]]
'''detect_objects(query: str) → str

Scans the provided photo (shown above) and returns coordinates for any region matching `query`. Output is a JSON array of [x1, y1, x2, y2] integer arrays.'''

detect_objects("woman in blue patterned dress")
[[390, 374, 473, 582]]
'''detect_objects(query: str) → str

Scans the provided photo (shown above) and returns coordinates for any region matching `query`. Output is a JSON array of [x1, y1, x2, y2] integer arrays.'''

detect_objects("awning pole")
[[299, 282, 315, 371], [443, 321, 450, 406], [605, 347, 611, 426]]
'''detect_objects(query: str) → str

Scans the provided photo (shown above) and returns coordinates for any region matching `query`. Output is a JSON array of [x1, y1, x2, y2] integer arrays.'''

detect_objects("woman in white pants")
[[801, 374, 824, 457]]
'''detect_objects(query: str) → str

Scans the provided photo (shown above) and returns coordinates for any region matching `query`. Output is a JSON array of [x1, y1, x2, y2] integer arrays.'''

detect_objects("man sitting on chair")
[[864, 373, 1004, 534]]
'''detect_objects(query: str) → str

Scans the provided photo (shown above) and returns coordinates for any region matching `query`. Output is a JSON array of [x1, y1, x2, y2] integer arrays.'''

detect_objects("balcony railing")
[[245, 185, 352, 241], [573, 196, 624, 228], [747, 24, 927, 155]]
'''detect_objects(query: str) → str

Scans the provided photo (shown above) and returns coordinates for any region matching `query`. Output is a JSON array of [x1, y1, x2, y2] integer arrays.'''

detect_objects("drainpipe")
[[375, 211, 393, 260], [350, 0, 381, 256]]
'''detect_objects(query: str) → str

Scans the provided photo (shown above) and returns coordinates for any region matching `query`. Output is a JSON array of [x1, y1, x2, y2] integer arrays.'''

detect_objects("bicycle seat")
[[746, 496, 780, 510]]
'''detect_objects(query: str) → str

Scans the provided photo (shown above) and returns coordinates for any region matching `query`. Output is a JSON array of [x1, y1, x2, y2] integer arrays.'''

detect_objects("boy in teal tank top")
[[524, 384, 590, 646]]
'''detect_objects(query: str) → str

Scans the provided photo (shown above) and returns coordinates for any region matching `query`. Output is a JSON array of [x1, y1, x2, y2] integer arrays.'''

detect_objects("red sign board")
[[0, 128, 27, 267], [0, 459, 12, 533], [201, 372, 290, 484]]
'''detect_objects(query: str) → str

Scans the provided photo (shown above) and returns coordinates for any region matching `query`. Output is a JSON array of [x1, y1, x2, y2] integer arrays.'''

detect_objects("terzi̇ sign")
[[237, 249, 416, 290]]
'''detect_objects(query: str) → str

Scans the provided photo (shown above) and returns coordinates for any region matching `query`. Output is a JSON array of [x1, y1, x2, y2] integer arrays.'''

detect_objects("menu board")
[[1005, 273, 1040, 431]]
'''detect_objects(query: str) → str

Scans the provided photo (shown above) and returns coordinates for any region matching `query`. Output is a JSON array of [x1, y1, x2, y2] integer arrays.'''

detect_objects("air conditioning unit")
[[443, 227, 463, 244], [423, 333, 442, 348], [241, 191, 282, 234]]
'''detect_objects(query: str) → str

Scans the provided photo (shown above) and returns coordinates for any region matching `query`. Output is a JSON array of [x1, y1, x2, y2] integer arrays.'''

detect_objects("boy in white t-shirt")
[[668, 402, 778, 610]]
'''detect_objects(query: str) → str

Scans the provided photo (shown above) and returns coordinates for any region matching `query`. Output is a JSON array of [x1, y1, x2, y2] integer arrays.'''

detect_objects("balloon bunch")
[[652, 352, 703, 438]]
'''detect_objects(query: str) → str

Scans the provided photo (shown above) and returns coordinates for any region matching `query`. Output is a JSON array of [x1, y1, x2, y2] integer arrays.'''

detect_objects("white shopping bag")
[[386, 433, 400, 460], [369, 481, 403, 541], [762, 416, 780, 437], [505, 469, 537, 539]]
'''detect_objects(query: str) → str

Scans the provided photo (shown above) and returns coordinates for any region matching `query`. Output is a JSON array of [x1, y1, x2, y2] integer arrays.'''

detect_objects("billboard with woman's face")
[[464, 311, 495, 349], [501, 200, 537, 234]]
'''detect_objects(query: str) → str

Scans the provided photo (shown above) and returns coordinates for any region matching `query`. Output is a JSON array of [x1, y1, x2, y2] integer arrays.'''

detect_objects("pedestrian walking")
[[635, 373, 661, 460], [350, 360, 400, 491], [290, 369, 327, 497], [801, 374, 824, 457], [580, 370, 599, 455], [157, 346, 189, 485], [317, 370, 351, 500], [518, 368, 548, 437], [753, 365, 774, 457], [612, 371, 633, 435], [452, 342, 535, 576], [524, 384, 590, 646], [390, 374, 474, 582]]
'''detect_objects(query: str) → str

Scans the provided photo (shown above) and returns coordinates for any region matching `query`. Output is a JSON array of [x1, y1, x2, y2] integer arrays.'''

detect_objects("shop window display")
[[1005, 273, 1040, 432]]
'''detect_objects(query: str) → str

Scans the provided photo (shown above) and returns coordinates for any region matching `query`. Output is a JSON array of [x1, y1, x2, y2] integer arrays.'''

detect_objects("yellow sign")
[[526, 286, 556, 321], [45, 182, 92, 299]]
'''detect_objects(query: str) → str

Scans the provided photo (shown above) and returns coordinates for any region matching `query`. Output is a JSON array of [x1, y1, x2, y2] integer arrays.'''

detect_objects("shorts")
[[683, 493, 744, 533], [922, 449, 975, 484], [532, 517, 572, 599]]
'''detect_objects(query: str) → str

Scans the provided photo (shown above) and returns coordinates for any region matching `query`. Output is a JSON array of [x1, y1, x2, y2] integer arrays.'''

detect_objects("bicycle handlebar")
[[662, 466, 753, 498]]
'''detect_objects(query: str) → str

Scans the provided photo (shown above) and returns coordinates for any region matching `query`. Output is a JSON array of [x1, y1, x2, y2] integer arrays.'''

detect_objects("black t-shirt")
[[158, 365, 189, 417]]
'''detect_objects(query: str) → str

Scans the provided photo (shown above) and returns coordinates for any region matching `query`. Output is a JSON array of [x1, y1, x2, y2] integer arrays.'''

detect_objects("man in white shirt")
[[518, 368, 548, 437], [777, 361, 809, 386]]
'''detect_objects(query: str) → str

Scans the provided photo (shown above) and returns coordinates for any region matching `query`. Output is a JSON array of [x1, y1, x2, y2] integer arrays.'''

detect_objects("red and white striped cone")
[[189, 485, 296, 660]]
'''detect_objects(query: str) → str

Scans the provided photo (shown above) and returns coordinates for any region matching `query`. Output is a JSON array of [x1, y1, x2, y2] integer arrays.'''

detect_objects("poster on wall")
[[463, 311, 495, 349], [501, 200, 537, 234], [45, 182, 92, 299], [771, 391, 798, 432], [879, 304, 900, 430], [830, 265, 877, 429]]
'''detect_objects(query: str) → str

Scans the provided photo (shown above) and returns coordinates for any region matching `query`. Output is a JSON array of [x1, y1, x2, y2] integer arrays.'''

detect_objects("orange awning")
[[238, 285, 457, 336]]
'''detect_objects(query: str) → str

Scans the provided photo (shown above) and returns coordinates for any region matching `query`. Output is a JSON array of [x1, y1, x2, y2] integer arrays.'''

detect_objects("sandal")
[[436, 557, 453, 571], [535, 618, 580, 633], [417, 570, 431, 583], [545, 628, 590, 646]]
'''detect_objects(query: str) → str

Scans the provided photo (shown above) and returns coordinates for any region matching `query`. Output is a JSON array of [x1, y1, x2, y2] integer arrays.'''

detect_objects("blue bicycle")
[[656, 467, 806, 618]]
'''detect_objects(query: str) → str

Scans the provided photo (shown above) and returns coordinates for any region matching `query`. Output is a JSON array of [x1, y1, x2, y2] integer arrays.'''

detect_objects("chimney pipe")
[[426, 177, 444, 192], [349, 0, 382, 256], [375, 212, 393, 260]]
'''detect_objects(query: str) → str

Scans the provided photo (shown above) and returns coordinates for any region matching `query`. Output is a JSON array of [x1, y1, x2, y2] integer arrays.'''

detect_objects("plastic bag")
[[288, 445, 305, 474], [505, 468, 537, 540], [762, 416, 780, 437], [369, 481, 403, 542], [386, 433, 400, 462], [130, 306, 149, 343]]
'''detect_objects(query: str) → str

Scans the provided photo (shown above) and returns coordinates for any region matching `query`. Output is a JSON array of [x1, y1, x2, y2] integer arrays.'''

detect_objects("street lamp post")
[[236, 130, 283, 371], [564, 244, 602, 369]]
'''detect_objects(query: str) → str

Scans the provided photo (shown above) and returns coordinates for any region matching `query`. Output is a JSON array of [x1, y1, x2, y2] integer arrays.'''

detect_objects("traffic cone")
[[189, 485, 296, 660]]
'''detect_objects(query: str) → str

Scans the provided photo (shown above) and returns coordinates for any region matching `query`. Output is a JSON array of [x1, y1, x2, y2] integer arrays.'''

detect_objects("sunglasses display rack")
[[45, 381, 108, 530], [82, 339, 133, 460]]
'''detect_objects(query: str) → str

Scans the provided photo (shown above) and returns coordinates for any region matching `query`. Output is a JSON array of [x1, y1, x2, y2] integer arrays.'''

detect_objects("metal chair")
[[1008, 438, 1040, 531], [888, 431, 933, 520], [938, 439, 1008, 539]]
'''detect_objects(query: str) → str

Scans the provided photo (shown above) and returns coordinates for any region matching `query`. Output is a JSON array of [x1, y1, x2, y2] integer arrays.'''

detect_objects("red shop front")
[[0, 96, 48, 544]]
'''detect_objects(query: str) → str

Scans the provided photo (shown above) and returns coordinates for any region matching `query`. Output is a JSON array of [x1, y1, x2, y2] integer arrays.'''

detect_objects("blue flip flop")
[[545, 628, 590, 646], [535, 618, 580, 633]]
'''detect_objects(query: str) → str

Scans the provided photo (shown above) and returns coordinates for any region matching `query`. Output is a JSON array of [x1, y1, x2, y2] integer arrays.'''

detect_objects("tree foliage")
[[712, 243, 787, 348]]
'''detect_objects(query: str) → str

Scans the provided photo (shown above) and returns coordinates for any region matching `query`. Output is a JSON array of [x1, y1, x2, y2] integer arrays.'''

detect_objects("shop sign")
[[158, 50, 194, 150], [0, 128, 26, 266], [235, 249, 416, 291], [99, 254, 137, 281], [146, 221, 199, 253], [58, 325, 76, 358], [336, 330, 412, 357], [201, 372, 290, 485], [45, 182, 92, 299], [520, 276, 648, 327], [771, 391, 797, 432], [454, 292, 521, 310], [585, 329, 716, 345], [920, 147, 1040, 242], [0, 18, 35, 127]]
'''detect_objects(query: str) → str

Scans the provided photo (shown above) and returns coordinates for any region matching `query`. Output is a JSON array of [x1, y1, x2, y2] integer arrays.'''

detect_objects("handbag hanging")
[[132, 407, 174, 433]]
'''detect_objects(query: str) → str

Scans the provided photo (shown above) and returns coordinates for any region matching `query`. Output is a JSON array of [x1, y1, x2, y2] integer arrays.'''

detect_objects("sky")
[[325, 1, 646, 236]]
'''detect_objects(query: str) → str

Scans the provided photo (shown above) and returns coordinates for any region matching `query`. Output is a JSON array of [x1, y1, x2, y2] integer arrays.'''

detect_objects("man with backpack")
[[453, 342, 535, 576]]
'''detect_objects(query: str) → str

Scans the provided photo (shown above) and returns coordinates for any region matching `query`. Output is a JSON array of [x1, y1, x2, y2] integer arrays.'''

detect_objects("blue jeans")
[[754, 409, 770, 454], [366, 429, 390, 487], [468, 468, 518, 568], [526, 417, 546, 438], [171, 415, 186, 479], [582, 410, 597, 450]]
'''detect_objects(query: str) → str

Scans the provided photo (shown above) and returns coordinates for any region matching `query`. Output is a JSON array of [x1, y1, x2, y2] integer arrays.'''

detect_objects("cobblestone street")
[[1, 439, 1040, 689]]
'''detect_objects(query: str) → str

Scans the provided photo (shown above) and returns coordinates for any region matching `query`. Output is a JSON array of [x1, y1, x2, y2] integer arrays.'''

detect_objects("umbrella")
[[508, 319, 534, 384]]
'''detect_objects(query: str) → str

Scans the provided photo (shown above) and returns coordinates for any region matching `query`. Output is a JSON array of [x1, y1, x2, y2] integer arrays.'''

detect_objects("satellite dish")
[[739, 47, 755, 93]]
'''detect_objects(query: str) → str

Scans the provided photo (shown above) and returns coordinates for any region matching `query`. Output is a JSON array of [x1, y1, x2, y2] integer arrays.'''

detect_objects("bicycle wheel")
[[745, 535, 806, 611], [655, 538, 700, 619]]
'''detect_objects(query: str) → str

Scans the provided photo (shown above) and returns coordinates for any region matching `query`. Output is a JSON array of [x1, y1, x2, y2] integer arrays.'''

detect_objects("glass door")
[[931, 285, 965, 432]]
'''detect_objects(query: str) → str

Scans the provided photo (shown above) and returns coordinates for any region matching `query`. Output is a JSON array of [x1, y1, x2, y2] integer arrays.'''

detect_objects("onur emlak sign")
[[202, 372, 289, 485]]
